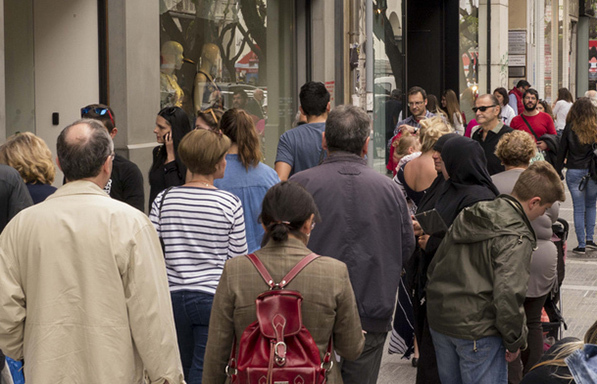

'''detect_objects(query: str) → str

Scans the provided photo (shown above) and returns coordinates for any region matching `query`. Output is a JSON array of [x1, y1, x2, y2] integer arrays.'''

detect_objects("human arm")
[[544, 113, 556, 135], [203, 263, 235, 384], [492, 235, 533, 352], [333, 264, 365, 361], [555, 125, 569, 176], [228, 201, 248, 258], [4, 170, 33, 223], [0, 232, 26, 360], [453, 112, 464, 135], [123, 224, 185, 383], [274, 162, 292, 181], [274, 133, 294, 181], [508, 94, 518, 115]]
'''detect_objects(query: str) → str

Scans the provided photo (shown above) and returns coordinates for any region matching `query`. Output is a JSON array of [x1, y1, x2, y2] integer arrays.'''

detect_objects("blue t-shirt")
[[275, 122, 326, 176], [214, 154, 280, 253]]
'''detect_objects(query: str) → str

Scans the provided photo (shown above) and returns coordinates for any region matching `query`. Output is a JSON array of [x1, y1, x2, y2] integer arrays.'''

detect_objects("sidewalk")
[[378, 180, 597, 384]]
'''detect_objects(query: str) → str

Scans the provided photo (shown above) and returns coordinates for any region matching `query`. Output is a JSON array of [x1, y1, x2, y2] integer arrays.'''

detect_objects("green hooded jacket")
[[426, 195, 537, 352]]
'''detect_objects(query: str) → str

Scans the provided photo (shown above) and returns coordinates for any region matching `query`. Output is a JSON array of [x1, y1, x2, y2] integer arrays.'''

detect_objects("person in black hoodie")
[[413, 135, 499, 384]]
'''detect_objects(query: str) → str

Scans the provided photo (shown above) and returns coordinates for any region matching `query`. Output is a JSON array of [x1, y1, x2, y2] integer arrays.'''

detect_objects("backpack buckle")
[[274, 341, 287, 366]]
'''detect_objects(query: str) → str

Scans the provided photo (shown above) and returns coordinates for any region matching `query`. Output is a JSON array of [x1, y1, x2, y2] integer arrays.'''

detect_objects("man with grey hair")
[[585, 90, 597, 107], [290, 105, 415, 384], [0, 119, 184, 383]]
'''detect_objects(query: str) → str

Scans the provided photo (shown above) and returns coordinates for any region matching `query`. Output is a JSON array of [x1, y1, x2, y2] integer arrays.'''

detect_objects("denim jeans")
[[171, 290, 214, 384], [430, 328, 506, 384], [566, 168, 597, 248]]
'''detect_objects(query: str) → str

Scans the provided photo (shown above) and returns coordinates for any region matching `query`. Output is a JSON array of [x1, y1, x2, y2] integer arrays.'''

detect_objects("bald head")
[[57, 119, 113, 181]]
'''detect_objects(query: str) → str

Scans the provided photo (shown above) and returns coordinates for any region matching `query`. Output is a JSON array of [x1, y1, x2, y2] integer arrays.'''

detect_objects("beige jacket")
[[0, 181, 184, 384], [202, 238, 365, 384]]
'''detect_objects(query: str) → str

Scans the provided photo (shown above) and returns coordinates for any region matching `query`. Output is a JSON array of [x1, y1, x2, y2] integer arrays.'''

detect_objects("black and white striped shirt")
[[150, 186, 247, 294]]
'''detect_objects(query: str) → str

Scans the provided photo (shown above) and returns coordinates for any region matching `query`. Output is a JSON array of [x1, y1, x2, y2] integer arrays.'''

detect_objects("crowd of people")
[[0, 79, 594, 384]]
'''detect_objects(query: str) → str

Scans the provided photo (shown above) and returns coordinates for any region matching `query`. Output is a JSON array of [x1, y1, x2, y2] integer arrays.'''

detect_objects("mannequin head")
[[201, 43, 220, 68], [161, 41, 184, 72]]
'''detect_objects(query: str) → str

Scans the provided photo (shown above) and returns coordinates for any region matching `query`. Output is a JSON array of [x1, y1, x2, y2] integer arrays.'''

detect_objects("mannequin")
[[194, 43, 221, 112], [160, 41, 184, 108]]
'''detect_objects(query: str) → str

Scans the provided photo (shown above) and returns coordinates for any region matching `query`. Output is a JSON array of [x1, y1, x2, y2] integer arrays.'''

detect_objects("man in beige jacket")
[[0, 120, 184, 384]]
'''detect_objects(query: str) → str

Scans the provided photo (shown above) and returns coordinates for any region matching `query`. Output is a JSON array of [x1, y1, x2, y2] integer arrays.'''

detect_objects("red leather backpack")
[[226, 253, 334, 384]]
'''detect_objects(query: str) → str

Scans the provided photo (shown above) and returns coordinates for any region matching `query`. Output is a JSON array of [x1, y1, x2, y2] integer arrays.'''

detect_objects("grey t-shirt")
[[275, 122, 326, 177]]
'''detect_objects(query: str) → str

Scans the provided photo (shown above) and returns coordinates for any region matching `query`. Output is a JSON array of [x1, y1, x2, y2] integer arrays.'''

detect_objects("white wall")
[[33, 0, 99, 185]]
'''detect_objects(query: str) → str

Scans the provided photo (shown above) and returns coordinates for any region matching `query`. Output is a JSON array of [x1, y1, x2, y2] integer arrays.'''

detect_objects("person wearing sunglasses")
[[149, 106, 192, 210], [81, 104, 145, 211], [470, 94, 514, 175]]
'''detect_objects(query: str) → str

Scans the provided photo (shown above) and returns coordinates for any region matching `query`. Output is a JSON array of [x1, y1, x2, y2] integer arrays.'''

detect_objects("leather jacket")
[[556, 123, 594, 173]]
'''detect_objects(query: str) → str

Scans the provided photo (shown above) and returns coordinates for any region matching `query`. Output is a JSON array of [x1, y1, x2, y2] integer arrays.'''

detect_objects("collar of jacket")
[[323, 151, 367, 165], [261, 237, 310, 253], [46, 180, 108, 201]]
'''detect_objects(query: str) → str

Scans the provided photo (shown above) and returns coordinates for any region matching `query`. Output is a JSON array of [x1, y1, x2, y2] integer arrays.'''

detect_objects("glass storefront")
[[159, 0, 298, 162], [372, 0, 404, 174]]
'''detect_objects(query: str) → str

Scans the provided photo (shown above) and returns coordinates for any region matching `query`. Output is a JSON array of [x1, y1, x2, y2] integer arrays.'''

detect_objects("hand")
[[418, 234, 430, 250], [399, 124, 416, 134], [412, 216, 424, 237], [164, 132, 175, 163], [537, 141, 547, 151], [505, 349, 520, 362]]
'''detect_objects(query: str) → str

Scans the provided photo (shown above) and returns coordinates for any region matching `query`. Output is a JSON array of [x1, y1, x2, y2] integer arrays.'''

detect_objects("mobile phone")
[[163, 132, 170, 141]]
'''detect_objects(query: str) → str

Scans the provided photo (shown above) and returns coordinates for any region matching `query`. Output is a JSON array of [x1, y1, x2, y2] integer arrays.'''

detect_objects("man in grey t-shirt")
[[274, 81, 330, 181]]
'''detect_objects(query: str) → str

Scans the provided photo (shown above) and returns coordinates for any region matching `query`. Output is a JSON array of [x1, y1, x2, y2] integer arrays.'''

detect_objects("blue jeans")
[[171, 290, 214, 384], [430, 328, 506, 384], [566, 168, 597, 248]]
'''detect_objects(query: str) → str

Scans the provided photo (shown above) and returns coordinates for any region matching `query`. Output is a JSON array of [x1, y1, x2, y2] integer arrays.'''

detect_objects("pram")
[[542, 217, 569, 342]]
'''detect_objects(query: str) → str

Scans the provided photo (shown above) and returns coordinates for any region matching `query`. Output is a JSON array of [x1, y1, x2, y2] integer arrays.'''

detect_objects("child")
[[390, 132, 420, 176]]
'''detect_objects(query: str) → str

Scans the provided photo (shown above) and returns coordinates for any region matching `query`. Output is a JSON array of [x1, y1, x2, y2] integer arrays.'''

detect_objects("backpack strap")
[[246, 253, 320, 289]]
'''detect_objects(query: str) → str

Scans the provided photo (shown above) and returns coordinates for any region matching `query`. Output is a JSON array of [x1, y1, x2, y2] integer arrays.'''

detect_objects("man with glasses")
[[0, 120, 184, 383], [394, 86, 435, 136], [81, 104, 145, 211], [510, 88, 556, 143], [471, 94, 514, 175]]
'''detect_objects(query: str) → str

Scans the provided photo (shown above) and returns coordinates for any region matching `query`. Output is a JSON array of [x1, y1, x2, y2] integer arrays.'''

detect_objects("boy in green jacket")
[[426, 161, 565, 384]]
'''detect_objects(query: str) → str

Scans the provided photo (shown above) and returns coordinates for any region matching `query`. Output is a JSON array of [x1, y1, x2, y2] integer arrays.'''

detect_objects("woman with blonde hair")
[[556, 97, 597, 253], [150, 129, 248, 384], [394, 116, 452, 212], [214, 108, 279, 253], [0, 132, 56, 203]]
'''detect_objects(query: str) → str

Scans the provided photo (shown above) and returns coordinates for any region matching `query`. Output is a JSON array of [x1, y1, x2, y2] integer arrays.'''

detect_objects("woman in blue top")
[[215, 108, 280, 252]]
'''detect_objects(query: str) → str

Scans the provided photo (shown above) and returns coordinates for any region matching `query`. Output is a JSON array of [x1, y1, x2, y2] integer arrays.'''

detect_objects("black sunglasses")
[[472, 105, 497, 113], [81, 107, 115, 126]]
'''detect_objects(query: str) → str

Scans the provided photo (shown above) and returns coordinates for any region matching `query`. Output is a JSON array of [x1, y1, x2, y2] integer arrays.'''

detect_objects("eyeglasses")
[[408, 101, 425, 107], [81, 106, 115, 126], [472, 105, 497, 113]]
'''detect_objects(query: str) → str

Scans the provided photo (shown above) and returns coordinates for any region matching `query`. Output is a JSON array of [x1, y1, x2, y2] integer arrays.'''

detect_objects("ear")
[[56, 156, 62, 172], [110, 127, 118, 139], [300, 213, 315, 235], [361, 136, 370, 157], [326, 102, 331, 112], [299, 106, 305, 116], [321, 132, 328, 151]]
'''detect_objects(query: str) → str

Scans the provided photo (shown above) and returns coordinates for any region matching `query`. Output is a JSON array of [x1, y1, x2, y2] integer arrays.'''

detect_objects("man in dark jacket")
[[290, 104, 415, 384], [426, 161, 565, 384]]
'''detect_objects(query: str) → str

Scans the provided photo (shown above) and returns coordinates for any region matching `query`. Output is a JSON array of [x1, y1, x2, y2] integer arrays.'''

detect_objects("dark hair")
[[196, 107, 224, 131], [220, 108, 262, 169], [408, 86, 427, 100], [325, 104, 370, 155], [523, 88, 539, 99], [81, 103, 115, 132], [299, 81, 330, 117], [153, 106, 192, 171], [557, 88, 574, 103], [57, 119, 113, 181], [260, 181, 321, 245], [493, 87, 509, 106], [233, 89, 248, 100], [516, 80, 531, 88], [426, 95, 440, 114]]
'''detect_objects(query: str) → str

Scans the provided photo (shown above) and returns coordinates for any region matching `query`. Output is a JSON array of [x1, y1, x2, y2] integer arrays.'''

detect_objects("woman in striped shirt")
[[150, 129, 247, 384]]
